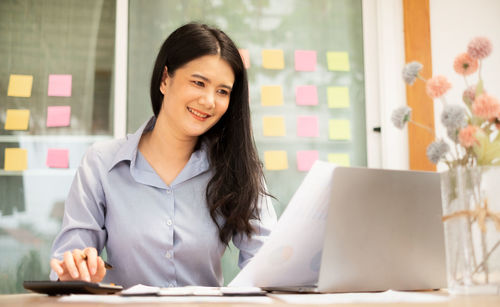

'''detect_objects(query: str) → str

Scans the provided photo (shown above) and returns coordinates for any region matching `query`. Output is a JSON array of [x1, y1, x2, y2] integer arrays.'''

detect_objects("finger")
[[64, 251, 79, 279], [92, 257, 107, 283], [84, 247, 98, 275], [50, 258, 64, 276], [72, 249, 91, 282]]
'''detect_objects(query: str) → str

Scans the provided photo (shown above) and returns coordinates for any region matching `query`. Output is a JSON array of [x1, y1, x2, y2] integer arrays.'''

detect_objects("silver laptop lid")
[[317, 167, 447, 292]]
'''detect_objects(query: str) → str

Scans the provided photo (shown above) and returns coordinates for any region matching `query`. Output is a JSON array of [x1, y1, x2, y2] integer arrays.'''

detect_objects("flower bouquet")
[[393, 37, 500, 294]]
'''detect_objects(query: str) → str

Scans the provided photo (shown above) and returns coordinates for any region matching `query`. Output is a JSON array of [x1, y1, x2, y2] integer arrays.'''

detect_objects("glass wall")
[[0, 0, 115, 293]]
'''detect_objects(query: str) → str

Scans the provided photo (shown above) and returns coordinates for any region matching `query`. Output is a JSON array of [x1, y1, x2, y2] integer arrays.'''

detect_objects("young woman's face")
[[159, 55, 235, 139]]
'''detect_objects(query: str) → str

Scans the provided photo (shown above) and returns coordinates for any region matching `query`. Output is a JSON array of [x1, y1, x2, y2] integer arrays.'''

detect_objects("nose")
[[199, 90, 215, 109]]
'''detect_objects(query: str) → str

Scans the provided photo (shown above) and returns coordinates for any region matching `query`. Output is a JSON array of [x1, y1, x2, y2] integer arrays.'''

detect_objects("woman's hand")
[[50, 247, 106, 282]]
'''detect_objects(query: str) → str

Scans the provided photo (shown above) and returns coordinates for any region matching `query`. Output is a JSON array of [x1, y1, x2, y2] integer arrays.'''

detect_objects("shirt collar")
[[108, 116, 156, 172]]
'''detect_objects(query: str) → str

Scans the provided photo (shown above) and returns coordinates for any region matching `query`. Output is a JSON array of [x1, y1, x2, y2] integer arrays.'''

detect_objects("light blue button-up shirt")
[[50, 117, 277, 288]]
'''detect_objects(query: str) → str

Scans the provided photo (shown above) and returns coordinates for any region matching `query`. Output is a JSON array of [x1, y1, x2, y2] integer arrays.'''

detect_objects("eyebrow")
[[191, 74, 233, 91]]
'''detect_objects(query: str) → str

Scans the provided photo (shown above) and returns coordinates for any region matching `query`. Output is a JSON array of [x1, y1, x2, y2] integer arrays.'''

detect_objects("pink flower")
[[453, 53, 478, 76], [426, 75, 451, 99], [459, 125, 479, 148], [472, 93, 500, 120], [467, 37, 492, 60], [462, 84, 477, 103]]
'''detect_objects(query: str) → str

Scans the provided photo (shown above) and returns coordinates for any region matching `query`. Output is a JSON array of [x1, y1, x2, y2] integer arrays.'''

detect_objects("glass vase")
[[441, 166, 500, 295]]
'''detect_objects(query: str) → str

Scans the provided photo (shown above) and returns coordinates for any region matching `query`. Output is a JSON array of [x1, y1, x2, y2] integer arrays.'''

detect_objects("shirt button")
[[165, 251, 172, 259], [166, 188, 172, 194], [166, 219, 173, 226], [168, 283, 175, 288]]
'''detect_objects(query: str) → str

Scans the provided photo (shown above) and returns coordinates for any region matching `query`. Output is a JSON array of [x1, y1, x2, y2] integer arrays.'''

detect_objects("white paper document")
[[229, 161, 337, 287], [121, 284, 265, 296], [59, 294, 273, 304]]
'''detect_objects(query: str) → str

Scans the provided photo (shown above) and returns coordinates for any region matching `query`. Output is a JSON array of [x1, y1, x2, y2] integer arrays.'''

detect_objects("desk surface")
[[1, 293, 500, 306]]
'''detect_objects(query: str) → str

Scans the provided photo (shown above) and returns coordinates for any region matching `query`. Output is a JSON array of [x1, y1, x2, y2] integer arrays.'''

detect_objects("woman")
[[50, 23, 277, 288]]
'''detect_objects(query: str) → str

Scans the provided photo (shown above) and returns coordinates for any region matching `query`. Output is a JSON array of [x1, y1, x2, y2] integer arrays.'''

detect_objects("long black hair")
[[150, 23, 268, 245]]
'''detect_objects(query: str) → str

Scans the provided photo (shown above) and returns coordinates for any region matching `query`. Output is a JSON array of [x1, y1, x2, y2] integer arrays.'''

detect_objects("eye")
[[192, 80, 205, 87], [217, 89, 230, 96]]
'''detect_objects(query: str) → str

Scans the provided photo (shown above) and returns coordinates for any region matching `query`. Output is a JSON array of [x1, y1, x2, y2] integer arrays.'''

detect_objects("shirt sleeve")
[[49, 145, 108, 280], [232, 191, 277, 269]]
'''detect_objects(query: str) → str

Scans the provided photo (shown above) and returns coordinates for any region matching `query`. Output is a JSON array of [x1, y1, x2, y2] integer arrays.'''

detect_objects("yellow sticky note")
[[262, 49, 284, 69], [263, 116, 286, 136], [264, 151, 288, 170], [327, 86, 350, 108], [261, 86, 283, 106], [7, 74, 33, 97], [327, 52, 350, 71], [4, 148, 28, 171], [329, 119, 351, 140], [5, 109, 30, 130], [328, 153, 351, 166]]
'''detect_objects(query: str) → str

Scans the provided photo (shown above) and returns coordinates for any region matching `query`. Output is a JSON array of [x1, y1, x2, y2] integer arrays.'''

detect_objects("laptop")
[[263, 165, 447, 293]]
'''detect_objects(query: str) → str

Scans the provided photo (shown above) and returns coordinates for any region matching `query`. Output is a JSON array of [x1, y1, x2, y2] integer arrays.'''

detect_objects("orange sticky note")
[[262, 49, 284, 69], [46, 149, 69, 168], [296, 85, 318, 106], [297, 116, 319, 137], [239, 49, 251, 69], [297, 150, 319, 172], [327, 52, 350, 71], [264, 151, 288, 170], [263, 116, 286, 136], [328, 153, 351, 166], [7, 74, 33, 97], [295, 50, 316, 71], [261, 86, 283, 106], [329, 119, 351, 140], [4, 148, 28, 171], [5, 109, 30, 130]]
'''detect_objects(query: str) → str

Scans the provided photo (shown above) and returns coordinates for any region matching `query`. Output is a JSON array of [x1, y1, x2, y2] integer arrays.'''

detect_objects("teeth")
[[188, 107, 208, 118]]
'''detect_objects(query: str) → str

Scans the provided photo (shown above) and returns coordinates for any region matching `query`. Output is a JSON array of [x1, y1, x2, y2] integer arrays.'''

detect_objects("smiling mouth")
[[187, 107, 210, 119]]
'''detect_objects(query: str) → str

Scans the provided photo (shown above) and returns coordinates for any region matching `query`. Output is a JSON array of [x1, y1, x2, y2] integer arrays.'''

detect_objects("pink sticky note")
[[297, 150, 319, 172], [46, 149, 69, 168], [48, 74, 72, 97], [297, 116, 319, 137], [47, 106, 71, 127], [296, 85, 318, 106], [239, 49, 251, 69], [295, 50, 316, 71]]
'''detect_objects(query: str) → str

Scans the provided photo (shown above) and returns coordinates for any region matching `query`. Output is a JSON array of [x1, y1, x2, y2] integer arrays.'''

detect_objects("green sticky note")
[[327, 86, 350, 108], [4, 148, 28, 171], [262, 49, 285, 69], [261, 86, 283, 106], [329, 119, 351, 140], [264, 151, 288, 170], [7, 74, 33, 97], [327, 52, 350, 71], [263, 116, 286, 136], [328, 153, 351, 166], [5, 109, 30, 130]]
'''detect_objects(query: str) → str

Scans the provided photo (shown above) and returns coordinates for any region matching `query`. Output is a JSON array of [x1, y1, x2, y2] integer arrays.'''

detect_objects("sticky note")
[[7, 74, 33, 97], [262, 49, 284, 69], [295, 50, 316, 71], [239, 49, 251, 69], [329, 119, 351, 140], [264, 151, 288, 170], [47, 106, 71, 127], [46, 149, 69, 168], [327, 52, 350, 71], [5, 109, 30, 130], [327, 86, 350, 108], [297, 150, 319, 172], [4, 148, 27, 171], [261, 86, 283, 106], [296, 85, 318, 106], [328, 153, 351, 166], [263, 116, 286, 137], [297, 116, 319, 137], [48, 74, 72, 97]]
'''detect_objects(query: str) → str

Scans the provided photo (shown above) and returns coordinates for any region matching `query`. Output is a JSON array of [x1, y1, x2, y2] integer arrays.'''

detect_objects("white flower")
[[391, 106, 412, 129], [402, 61, 423, 85], [426, 140, 450, 164], [441, 104, 467, 130]]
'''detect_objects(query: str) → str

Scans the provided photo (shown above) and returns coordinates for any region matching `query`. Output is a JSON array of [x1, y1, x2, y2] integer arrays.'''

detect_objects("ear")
[[159, 66, 169, 95]]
